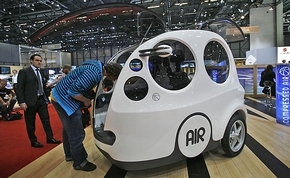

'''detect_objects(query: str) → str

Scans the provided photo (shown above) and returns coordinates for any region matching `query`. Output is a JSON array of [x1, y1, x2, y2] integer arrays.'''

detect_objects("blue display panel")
[[276, 64, 290, 126], [256, 67, 264, 94], [236, 68, 253, 94], [0, 66, 11, 74], [237, 66, 277, 95]]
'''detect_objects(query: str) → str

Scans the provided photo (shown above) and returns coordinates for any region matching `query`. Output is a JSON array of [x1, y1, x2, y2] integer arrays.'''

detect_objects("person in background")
[[0, 79, 17, 120], [46, 64, 72, 88], [260, 64, 276, 96], [17, 54, 61, 148], [11, 69, 18, 94], [51, 60, 122, 171], [11, 69, 18, 100]]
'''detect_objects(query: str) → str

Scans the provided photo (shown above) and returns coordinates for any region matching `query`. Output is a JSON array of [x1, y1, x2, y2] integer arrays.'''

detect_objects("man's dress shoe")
[[31, 141, 44, 148], [47, 138, 61, 144]]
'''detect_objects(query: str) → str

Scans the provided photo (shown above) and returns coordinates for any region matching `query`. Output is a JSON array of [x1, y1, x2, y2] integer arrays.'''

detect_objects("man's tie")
[[36, 68, 44, 95]]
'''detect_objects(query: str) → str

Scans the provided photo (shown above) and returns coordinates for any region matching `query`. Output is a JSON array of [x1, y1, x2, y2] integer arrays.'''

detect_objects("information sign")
[[276, 64, 290, 126]]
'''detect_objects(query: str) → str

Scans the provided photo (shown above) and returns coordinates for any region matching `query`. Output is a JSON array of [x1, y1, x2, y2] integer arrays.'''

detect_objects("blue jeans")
[[51, 100, 88, 167]]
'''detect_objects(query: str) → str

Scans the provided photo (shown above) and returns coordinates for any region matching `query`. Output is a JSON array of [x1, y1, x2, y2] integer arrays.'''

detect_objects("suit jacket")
[[17, 66, 50, 107]]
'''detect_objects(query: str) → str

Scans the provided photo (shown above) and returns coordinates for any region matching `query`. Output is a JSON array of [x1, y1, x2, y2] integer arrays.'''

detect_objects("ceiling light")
[[77, 16, 87, 19], [135, 0, 152, 4], [175, 2, 188, 6], [148, 5, 160, 9]]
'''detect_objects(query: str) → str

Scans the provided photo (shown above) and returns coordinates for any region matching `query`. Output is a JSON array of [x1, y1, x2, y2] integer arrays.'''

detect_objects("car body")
[[93, 19, 247, 170], [47, 74, 63, 87]]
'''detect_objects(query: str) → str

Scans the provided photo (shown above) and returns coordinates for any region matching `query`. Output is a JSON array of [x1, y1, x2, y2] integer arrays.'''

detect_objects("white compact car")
[[93, 19, 247, 170]]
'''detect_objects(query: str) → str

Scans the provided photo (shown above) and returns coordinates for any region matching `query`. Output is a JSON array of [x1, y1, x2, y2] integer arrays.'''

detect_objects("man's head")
[[12, 69, 17, 74], [30, 54, 43, 68], [0, 79, 7, 89], [62, 64, 72, 74], [104, 63, 123, 81]]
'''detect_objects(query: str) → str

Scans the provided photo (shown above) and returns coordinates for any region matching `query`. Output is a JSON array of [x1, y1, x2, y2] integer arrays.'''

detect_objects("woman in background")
[[260, 64, 276, 96]]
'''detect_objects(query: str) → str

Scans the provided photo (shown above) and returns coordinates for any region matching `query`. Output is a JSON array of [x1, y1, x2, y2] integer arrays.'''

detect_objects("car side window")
[[149, 40, 195, 90], [204, 41, 229, 84]]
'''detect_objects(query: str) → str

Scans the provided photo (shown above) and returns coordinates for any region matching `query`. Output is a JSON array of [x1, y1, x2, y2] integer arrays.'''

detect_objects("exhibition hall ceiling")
[[0, 0, 289, 52]]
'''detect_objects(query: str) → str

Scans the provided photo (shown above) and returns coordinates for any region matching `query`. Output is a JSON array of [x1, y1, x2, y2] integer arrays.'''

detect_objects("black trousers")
[[0, 98, 17, 118], [24, 96, 54, 143], [13, 83, 17, 98]]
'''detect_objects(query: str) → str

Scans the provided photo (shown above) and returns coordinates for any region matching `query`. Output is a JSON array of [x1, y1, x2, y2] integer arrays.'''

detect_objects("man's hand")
[[20, 103, 27, 111], [83, 98, 91, 107], [72, 93, 92, 108]]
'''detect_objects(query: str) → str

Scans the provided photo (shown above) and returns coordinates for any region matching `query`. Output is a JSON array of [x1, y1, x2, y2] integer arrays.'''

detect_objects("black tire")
[[221, 114, 246, 157]]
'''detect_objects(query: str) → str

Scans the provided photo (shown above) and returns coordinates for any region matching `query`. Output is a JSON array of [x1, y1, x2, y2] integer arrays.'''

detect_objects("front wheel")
[[221, 114, 246, 157]]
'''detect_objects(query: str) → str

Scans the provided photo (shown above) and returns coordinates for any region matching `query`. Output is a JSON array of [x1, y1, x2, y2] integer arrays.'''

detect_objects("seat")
[[169, 50, 190, 90]]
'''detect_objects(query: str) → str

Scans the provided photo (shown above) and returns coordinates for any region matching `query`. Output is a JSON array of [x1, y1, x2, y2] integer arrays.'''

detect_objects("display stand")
[[276, 64, 290, 126]]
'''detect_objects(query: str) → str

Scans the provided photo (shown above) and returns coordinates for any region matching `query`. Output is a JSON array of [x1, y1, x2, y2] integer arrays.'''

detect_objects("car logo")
[[152, 93, 160, 101]]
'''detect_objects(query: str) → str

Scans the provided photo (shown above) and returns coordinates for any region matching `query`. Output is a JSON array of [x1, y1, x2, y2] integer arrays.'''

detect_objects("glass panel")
[[236, 68, 254, 94], [28, 4, 166, 47], [257, 67, 265, 94], [208, 19, 245, 43], [204, 41, 229, 84], [149, 40, 195, 90], [188, 18, 245, 43], [129, 59, 143, 72], [124, 77, 148, 101]]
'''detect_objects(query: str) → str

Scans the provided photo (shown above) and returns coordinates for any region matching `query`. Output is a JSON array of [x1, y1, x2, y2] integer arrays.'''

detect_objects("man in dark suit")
[[17, 54, 61, 148]]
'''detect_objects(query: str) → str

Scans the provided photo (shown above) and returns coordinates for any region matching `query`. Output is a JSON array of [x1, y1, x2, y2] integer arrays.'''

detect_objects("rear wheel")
[[221, 114, 246, 157]]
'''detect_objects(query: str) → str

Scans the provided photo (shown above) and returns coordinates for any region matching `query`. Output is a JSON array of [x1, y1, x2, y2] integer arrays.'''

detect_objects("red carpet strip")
[[0, 104, 62, 178]]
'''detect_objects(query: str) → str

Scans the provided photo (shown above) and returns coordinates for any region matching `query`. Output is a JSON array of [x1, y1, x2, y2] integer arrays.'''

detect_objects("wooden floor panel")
[[126, 161, 188, 178], [247, 114, 290, 167], [204, 145, 275, 178], [9, 99, 290, 178], [240, 147, 276, 178]]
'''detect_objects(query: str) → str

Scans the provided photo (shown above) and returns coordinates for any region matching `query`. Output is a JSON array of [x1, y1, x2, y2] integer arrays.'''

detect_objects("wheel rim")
[[229, 120, 245, 152]]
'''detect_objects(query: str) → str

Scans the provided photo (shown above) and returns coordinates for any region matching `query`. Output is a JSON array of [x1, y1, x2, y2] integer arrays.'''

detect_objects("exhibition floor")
[[8, 97, 290, 178]]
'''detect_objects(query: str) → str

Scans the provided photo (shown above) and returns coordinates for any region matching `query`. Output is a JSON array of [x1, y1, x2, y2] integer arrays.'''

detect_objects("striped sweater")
[[52, 60, 103, 116]]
